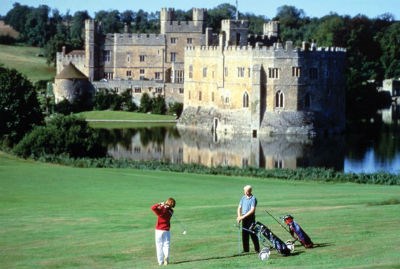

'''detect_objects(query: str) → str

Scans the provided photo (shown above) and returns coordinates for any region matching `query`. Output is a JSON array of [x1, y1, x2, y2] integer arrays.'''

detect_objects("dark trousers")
[[242, 215, 260, 252]]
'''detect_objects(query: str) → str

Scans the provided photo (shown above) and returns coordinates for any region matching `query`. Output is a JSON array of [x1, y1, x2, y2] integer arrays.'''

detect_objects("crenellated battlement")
[[104, 33, 165, 46], [185, 42, 346, 55], [221, 19, 249, 28]]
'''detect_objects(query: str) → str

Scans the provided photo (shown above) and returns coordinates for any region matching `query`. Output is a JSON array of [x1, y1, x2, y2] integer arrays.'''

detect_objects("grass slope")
[[0, 152, 399, 269], [0, 44, 55, 82]]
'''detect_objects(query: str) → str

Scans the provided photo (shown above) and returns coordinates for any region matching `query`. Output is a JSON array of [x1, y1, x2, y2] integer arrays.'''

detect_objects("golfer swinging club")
[[151, 197, 176, 266], [237, 185, 260, 253]]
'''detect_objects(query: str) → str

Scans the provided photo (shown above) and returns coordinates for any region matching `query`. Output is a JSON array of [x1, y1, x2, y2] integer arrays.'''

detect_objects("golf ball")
[[182, 230, 187, 235]]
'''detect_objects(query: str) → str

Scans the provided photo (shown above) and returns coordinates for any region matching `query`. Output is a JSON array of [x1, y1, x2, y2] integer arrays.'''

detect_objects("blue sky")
[[1, 0, 399, 19]]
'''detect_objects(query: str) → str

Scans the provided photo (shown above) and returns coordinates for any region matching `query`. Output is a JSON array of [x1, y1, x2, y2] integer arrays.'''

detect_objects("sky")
[[1, 0, 399, 19]]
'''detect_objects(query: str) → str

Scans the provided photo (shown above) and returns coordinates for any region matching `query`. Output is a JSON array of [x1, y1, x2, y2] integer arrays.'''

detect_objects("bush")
[[152, 95, 166, 115], [13, 114, 107, 158], [168, 102, 183, 117]]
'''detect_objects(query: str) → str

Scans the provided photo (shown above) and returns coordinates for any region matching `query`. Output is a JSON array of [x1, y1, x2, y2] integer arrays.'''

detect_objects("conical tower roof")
[[55, 62, 87, 79]]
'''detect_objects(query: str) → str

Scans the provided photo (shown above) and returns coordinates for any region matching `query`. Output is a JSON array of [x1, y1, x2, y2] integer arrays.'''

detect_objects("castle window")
[[237, 67, 245, 78], [139, 55, 146, 62], [199, 91, 202, 101], [140, 69, 145, 74], [104, 72, 113, 80], [156, 87, 163, 93], [187, 38, 193, 44], [305, 93, 311, 108], [274, 159, 284, 169], [179, 88, 184, 94], [275, 90, 284, 108], [248, 68, 251, 78], [269, 68, 280, 79], [126, 70, 132, 77], [203, 67, 207, 78], [171, 37, 177, 44], [243, 92, 249, 108], [309, 68, 318, 79], [175, 70, 184, 83], [134, 87, 141, 93], [189, 65, 193, 79], [224, 67, 228, 77], [155, 72, 161, 80], [170, 52, 176, 62], [103, 50, 111, 62], [292, 67, 301, 77]]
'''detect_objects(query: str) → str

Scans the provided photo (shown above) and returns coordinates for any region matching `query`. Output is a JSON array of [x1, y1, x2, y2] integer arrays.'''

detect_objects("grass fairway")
[[1, 152, 399, 269], [0, 44, 55, 82]]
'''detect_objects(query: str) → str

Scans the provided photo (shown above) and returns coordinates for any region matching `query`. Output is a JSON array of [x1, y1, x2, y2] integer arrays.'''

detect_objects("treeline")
[[2, 2, 400, 120]]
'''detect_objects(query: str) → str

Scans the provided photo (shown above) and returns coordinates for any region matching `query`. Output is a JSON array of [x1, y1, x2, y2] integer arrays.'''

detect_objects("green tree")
[[95, 10, 123, 34], [24, 5, 51, 47], [313, 14, 346, 47], [69, 11, 90, 47], [4, 3, 31, 34], [13, 114, 107, 158], [379, 22, 400, 78], [152, 95, 167, 115], [207, 3, 236, 32], [0, 66, 43, 145], [139, 92, 152, 113]]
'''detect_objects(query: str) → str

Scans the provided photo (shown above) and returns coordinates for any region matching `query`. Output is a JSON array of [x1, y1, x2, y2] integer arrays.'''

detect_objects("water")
[[99, 121, 400, 175]]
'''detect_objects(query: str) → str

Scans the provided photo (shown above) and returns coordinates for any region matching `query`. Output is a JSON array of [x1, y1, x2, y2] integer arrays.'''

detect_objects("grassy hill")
[[0, 44, 56, 82], [1, 151, 399, 269]]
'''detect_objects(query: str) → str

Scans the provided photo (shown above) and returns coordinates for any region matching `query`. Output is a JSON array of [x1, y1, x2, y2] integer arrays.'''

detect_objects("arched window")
[[275, 90, 284, 108], [243, 92, 249, 107]]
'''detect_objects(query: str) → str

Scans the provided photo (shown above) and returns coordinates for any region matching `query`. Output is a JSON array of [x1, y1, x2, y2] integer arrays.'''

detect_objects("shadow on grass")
[[173, 252, 255, 264], [173, 243, 333, 264], [312, 242, 333, 248]]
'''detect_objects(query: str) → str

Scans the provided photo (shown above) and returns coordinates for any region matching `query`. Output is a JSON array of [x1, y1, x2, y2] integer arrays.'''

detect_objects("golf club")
[[173, 214, 187, 235], [265, 209, 291, 234]]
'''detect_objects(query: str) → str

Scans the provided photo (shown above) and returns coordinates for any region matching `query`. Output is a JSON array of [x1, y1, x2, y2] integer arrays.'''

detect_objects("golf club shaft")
[[173, 214, 186, 232], [265, 210, 291, 234]]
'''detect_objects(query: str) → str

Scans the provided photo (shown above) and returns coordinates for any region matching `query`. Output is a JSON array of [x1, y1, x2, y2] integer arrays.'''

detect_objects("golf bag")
[[283, 215, 313, 248], [248, 221, 292, 256]]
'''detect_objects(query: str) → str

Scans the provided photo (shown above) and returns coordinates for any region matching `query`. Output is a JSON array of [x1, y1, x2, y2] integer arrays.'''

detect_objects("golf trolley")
[[244, 221, 295, 260]]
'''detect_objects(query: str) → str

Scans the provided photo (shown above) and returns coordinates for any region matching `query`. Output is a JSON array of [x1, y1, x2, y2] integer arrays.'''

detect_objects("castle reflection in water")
[[106, 127, 345, 171]]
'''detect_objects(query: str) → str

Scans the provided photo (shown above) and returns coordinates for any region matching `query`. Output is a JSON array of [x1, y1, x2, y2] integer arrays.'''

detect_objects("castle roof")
[[55, 63, 88, 80]]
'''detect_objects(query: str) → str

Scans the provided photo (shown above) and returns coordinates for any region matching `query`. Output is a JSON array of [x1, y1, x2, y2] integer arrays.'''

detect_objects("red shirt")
[[151, 203, 173, 231]]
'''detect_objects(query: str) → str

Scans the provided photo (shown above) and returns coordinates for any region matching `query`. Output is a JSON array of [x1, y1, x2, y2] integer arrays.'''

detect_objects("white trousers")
[[155, 229, 170, 265]]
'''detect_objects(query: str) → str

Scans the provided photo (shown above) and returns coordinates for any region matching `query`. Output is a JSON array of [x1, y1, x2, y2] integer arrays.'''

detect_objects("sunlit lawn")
[[0, 152, 399, 269]]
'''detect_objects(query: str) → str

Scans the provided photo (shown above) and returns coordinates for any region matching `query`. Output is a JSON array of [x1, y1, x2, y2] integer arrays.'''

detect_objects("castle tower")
[[263, 21, 279, 39], [221, 19, 249, 46], [85, 19, 96, 81], [160, 8, 174, 34], [192, 8, 206, 28]]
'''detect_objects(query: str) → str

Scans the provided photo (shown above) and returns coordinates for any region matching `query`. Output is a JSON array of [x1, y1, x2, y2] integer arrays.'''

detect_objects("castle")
[[55, 7, 346, 136]]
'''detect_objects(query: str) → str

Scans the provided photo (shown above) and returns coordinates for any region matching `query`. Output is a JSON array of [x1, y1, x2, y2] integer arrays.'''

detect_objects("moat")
[[99, 108, 400, 175]]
